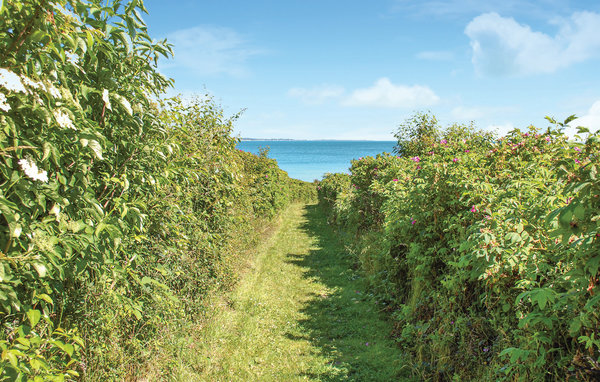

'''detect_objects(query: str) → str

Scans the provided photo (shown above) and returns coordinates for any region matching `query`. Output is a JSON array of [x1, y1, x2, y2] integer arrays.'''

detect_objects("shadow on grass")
[[285, 204, 412, 381]]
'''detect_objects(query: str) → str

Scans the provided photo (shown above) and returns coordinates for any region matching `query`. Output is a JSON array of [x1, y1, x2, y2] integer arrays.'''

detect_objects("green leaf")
[[26, 309, 41, 328]]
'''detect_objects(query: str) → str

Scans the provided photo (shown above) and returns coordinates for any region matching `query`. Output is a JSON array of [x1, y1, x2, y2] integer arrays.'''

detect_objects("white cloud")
[[416, 50, 454, 61], [163, 26, 263, 77], [465, 12, 600, 76], [568, 100, 600, 134], [343, 78, 439, 108], [487, 123, 516, 136], [287, 85, 345, 104]]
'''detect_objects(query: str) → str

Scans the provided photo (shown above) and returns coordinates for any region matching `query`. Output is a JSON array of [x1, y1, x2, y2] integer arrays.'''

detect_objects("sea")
[[237, 140, 397, 182]]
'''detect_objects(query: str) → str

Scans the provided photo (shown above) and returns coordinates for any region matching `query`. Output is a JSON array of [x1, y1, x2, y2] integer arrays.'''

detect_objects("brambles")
[[318, 114, 600, 380]]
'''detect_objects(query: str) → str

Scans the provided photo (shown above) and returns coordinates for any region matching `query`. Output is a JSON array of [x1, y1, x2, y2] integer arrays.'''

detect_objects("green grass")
[[154, 203, 410, 381]]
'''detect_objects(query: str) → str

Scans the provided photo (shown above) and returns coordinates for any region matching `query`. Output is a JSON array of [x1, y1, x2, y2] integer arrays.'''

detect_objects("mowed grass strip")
[[173, 203, 410, 381]]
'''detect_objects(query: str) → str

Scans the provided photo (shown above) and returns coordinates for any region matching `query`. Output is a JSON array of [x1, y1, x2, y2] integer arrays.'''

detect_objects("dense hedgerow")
[[0, 1, 315, 380], [319, 112, 600, 381]]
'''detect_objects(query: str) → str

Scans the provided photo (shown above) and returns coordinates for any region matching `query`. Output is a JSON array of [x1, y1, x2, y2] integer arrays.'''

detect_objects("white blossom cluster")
[[102, 89, 112, 110], [19, 157, 49, 183], [0, 68, 27, 93], [0, 68, 62, 99], [0, 93, 10, 112], [53, 109, 76, 130]]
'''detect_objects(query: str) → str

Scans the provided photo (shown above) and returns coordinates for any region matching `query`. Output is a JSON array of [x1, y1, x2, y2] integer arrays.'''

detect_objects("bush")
[[319, 114, 600, 381]]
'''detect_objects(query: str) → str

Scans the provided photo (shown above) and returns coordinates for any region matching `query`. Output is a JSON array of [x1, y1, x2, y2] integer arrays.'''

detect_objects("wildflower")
[[53, 109, 76, 130], [102, 89, 112, 110], [20, 76, 43, 90], [411, 219, 416, 225], [574, 147, 581, 152], [452, 158, 459, 162], [0, 93, 10, 112], [0, 68, 27, 93], [49, 204, 61, 219], [365, 342, 369, 346], [416, 165, 421, 169], [440, 139, 447, 144], [545, 136, 551, 142], [45, 83, 61, 99], [392, 178, 398, 182], [428, 151, 434, 155], [19, 157, 48, 182], [411, 156, 420, 162], [523, 133, 529, 137], [470, 205, 477, 213], [464, 150, 470, 153], [575, 159, 581, 164]]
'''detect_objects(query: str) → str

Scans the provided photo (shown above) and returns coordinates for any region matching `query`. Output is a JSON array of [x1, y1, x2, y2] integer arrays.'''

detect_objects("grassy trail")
[[177, 203, 409, 381]]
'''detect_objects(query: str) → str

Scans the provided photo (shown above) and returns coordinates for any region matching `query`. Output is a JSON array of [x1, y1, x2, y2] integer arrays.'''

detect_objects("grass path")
[[178, 203, 410, 381]]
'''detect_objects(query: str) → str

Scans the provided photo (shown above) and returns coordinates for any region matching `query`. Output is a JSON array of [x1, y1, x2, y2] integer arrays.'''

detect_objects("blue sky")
[[143, 0, 600, 140]]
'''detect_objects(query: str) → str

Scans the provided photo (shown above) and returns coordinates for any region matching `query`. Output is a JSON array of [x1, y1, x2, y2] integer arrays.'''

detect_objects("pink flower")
[[574, 147, 581, 152], [428, 151, 434, 155], [575, 159, 581, 164], [416, 165, 421, 169], [392, 178, 399, 182], [464, 150, 470, 153], [411, 156, 420, 162], [545, 136, 551, 142], [265, 175, 268, 178], [452, 158, 459, 162], [411, 219, 416, 225], [470, 205, 477, 213], [523, 133, 530, 137], [440, 139, 447, 144]]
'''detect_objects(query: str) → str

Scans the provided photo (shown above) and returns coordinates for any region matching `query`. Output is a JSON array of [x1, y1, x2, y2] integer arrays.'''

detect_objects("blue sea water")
[[237, 140, 396, 182]]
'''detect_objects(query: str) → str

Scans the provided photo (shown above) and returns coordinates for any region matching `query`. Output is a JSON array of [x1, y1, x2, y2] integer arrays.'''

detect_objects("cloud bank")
[[465, 12, 600, 76], [342, 78, 439, 108]]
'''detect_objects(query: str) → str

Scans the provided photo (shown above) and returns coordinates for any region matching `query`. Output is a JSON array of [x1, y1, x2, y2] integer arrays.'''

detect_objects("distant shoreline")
[[240, 138, 396, 142]]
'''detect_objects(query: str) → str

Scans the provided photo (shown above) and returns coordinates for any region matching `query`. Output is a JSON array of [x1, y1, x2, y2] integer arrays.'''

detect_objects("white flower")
[[19, 158, 49, 182], [0, 68, 27, 93], [49, 204, 61, 219], [102, 89, 112, 110], [53, 109, 76, 130], [20, 76, 43, 90], [0, 93, 10, 112], [45, 83, 61, 99]]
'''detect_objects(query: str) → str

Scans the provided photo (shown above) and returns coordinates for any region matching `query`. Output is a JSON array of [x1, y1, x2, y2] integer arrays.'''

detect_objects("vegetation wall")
[[318, 113, 600, 381], [0, 1, 315, 380]]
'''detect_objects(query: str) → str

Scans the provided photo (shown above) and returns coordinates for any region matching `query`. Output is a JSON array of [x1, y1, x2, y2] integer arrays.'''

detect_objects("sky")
[[142, 0, 600, 140]]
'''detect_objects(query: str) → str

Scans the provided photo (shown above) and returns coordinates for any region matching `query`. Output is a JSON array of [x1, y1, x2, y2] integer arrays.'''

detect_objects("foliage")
[[318, 114, 600, 381], [0, 1, 315, 380]]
